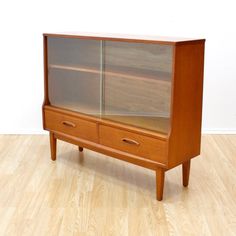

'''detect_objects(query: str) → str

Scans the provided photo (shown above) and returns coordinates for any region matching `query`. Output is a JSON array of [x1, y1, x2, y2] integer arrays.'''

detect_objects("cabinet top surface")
[[43, 32, 205, 45]]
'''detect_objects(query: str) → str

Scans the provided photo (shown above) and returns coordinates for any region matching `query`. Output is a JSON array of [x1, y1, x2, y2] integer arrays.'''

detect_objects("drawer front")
[[99, 125, 167, 163], [44, 110, 98, 142]]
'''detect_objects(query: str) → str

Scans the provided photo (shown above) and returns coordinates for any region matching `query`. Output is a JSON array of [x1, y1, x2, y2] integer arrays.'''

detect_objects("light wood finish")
[[49, 132, 56, 161], [0, 135, 235, 235], [47, 102, 170, 134], [44, 109, 98, 143], [53, 131, 166, 170], [44, 105, 168, 140], [99, 125, 167, 164], [182, 160, 191, 187], [168, 42, 205, 168]]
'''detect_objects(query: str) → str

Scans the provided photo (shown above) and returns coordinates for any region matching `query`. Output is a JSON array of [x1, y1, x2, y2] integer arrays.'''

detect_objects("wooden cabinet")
[[42, 32, 205, 200]]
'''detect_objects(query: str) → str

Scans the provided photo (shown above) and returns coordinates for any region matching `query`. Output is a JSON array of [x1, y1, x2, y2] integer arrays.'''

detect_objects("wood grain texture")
[[99, 125, 167, 164], [44, 105, 168, 140], [0, 135, 235, 235], [168, 42, 205, 168], [44, 109, 98, 143], [54, 131, 166, 170]]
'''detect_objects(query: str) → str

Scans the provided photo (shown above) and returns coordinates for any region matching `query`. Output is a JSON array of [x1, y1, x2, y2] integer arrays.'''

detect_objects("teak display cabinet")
[[42, 32, 205, 200]]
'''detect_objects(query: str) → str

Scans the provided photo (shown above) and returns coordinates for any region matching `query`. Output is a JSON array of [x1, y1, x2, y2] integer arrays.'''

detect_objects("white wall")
[[0, 0, 235, 134]]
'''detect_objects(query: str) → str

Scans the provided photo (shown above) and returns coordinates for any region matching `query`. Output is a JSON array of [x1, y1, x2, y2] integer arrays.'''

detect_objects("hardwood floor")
[[0, 134, 235, 235]]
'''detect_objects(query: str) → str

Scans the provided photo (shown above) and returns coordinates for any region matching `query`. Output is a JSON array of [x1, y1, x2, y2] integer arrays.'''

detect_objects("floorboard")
[[0, 134, 235, 235]]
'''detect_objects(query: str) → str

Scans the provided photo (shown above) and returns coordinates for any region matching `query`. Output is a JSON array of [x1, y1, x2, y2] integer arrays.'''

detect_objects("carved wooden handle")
[[122, 138, 140, 146], [62, 121, 76, 128]]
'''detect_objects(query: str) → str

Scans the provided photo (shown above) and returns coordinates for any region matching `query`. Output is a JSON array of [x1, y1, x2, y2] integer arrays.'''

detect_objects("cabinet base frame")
[[48, 131, 191, 201]]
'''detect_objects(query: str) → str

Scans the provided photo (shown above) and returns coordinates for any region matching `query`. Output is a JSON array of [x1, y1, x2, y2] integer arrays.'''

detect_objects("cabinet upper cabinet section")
[[46, 37, 173, 134], [45, 33, 205, 135]]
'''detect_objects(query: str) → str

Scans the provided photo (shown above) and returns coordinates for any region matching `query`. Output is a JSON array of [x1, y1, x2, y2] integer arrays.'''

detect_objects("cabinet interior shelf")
[[49, 64, 171, 84]]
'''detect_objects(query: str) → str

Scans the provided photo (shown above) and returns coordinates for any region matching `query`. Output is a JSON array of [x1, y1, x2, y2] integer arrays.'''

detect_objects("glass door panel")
[[47, 37, 101, 115], [102, 41, 173, 134]]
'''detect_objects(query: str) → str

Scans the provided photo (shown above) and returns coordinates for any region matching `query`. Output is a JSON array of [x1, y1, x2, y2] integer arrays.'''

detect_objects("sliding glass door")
[[47, 37, 173, 133], [102, 41, 173, 133], [47, 37, 101, 115]]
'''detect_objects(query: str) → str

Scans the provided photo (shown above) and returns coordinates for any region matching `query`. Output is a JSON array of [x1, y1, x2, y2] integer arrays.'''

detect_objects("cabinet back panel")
[[103, 41, 173, 133], [48, 69, 101, 115], [104, 41, 173, 74], [47, 37, 101, 68], [104, 74, 171, 117]]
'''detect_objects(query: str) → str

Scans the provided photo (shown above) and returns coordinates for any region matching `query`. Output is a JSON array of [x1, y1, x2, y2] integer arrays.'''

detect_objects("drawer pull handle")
[[122, 138, 140, 146], [62, 121, 76, 128]]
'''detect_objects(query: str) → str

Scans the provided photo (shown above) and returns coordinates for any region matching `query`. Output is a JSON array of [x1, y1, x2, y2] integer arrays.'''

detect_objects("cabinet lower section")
[[43, 105, 192, 200]]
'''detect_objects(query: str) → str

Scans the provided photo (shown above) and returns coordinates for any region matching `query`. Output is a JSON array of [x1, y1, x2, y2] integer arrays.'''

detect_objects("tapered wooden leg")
[[182, 160, 191, 187], [49, 132, 57, 161], [78, 146, 83, 152], [156, 168, 165, 201]]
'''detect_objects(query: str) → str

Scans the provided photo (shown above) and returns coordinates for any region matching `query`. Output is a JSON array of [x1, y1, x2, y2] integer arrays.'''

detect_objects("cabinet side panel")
[[168, 42, 205, 168]]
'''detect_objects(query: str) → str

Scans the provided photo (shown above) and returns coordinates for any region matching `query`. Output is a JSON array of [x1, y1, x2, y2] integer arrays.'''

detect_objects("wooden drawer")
[[99, 125, 167, 164], [44, 109, 98, 142]]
